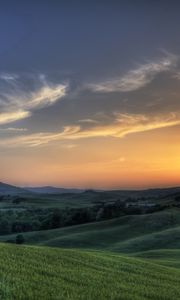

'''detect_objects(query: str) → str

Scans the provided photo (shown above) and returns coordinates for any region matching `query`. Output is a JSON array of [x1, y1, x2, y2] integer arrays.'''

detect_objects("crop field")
[[0, 243, 179, 300]]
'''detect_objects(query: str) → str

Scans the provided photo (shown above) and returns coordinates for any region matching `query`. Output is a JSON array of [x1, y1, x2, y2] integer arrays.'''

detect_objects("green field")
[[134, 249, 180, 268], [1, 208, 179, 253], [0, 193, 180, 299], [0, 243, 179, 300], [0, 193, 95, 209], [0, 187, 178, 209]]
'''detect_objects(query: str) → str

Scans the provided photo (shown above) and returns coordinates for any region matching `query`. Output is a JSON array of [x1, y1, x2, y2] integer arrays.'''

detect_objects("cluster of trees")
[[0, 208, 96, 235], [0, 198, 166, 237]]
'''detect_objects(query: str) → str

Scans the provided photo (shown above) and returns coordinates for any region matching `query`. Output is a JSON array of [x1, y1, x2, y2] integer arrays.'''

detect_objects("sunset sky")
[[1, 1, 180, 189]]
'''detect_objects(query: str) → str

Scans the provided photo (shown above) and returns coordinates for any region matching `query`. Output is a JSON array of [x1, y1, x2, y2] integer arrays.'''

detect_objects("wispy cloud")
[[1, 112, 180, 148], [20, 84, 67, 110], [0, 73, 19, 81], [87, 54, 177, 93], [0, 73, 68, 125], [78, 118, 100, 124], [0, 111, 31, 125], [0, 127, 28, 132]]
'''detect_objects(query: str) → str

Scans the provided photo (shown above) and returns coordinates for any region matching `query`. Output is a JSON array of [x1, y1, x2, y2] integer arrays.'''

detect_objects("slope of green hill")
[[134, 249, 180, 269], [1, 208, 179, 253], [0, 243, 179, 300], [112, 225, 180, 253]]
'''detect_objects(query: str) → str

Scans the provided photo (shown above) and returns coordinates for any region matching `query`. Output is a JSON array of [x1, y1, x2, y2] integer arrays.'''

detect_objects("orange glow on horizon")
[[1, 124, 180, 189]]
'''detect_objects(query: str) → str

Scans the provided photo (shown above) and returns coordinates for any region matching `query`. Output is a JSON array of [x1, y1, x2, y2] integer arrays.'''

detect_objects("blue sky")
[[1, 1, 180, 188]]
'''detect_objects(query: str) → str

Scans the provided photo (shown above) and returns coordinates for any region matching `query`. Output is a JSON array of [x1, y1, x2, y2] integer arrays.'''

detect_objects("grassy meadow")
[[0, 243, 179, 300], [1, 208, 179, 252], [0, 187, 180, 299]]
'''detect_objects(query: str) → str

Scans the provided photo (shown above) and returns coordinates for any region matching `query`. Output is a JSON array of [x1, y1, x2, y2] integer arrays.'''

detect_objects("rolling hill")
[[1, 208, 180, 253], [25, 186, 84, 194], [0, 182, 83, 197], [0, 188, 180, 299], [134, 249, 180, 268], [0, 182, 29, 195], [0, 243, 179, 300]]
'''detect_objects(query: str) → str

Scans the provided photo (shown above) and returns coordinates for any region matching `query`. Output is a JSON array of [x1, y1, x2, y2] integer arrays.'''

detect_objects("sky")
[[1, 0, 180, 189]]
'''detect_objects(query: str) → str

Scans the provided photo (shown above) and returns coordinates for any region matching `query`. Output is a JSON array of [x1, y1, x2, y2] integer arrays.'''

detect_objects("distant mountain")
[[0, 182, 29, 195], [25, 186, 84, 194], [1, 181, 180, 197]]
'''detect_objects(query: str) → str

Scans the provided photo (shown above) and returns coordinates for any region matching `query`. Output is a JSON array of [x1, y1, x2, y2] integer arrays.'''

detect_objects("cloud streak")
[[1, 112, 180, 148], [0, 127, 27, 132], [87, 54, 177, 93], [20, 84, 67, 110], [0, 74, 68, 125], [0, 111, 31, 125]]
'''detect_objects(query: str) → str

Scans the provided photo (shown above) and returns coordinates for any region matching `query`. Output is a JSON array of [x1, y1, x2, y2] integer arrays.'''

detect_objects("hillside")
[[0, 183, 180, 209], [0, 195, 180, 300], [0, 243, 179, 300], [1, 208, 180, 253], [0, 182, 28, 195], [134, 249, 180, 269], [25, 186, 84, 194]]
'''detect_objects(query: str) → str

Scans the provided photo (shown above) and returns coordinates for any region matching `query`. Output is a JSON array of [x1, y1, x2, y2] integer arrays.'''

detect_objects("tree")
[[16, 234, 25, 245], [0, 219, 11, 235], [51, 209, 62, 228]]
